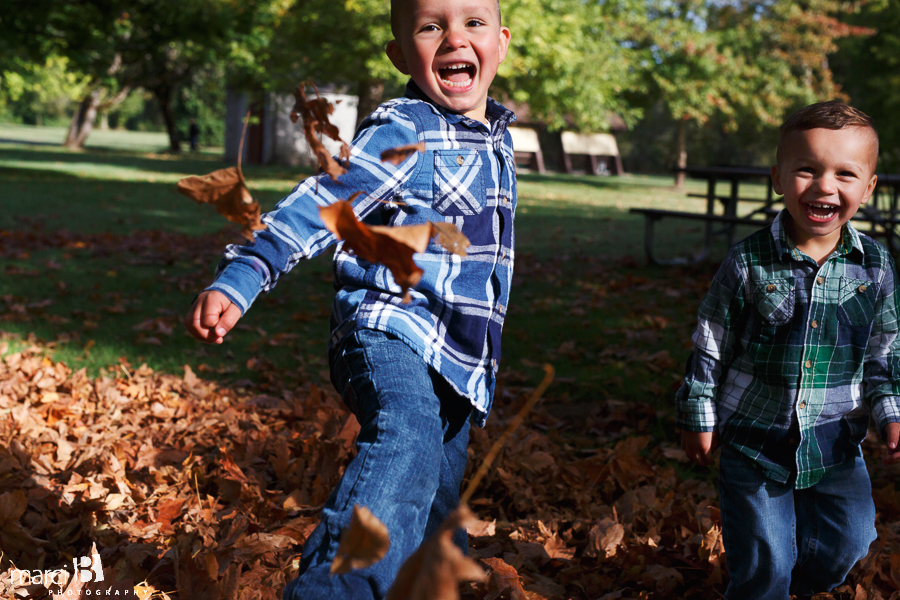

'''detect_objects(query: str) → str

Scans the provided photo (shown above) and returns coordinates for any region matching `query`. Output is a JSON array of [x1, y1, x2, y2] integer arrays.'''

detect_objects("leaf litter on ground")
[[3, 335, 900, 599]]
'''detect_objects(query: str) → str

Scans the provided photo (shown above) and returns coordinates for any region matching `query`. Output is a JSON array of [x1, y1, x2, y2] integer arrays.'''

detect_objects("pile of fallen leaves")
[[2, 338, 900, 599]]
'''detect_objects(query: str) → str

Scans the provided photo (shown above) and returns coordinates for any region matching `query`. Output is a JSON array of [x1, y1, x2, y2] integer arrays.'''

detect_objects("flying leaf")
[[319, 200, 469, 303], [176, 167, 265, 240], [331, 505, 390, 575], [380, 143, 426, 166], [291, 83, 351, 181], [385, 505, 486, 600]]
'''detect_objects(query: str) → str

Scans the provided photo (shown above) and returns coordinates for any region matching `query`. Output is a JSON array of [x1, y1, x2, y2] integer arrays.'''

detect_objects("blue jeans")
[[718, 444, 876, 599], [283, 328, 472, 600]]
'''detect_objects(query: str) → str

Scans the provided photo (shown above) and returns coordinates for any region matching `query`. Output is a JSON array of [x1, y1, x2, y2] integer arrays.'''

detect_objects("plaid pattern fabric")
[[676, 211, 900, 488], [208, 81, 517, 426]]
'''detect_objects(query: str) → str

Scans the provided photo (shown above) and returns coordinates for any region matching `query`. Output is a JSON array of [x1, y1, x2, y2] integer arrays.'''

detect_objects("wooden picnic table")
[[630, 166, 900, 265]]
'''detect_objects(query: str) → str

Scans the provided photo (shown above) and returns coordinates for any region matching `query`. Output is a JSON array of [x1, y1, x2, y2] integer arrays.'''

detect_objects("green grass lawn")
[[0, 124, 773, 416]]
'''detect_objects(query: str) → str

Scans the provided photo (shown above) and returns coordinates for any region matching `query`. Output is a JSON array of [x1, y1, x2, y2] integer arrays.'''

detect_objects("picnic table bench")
[[631, 166, 900, 265]]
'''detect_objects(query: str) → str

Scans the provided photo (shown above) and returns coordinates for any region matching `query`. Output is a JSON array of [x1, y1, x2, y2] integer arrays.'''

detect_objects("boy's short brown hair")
[[390, 0, 502, 38], [777, 100, 879, 167]]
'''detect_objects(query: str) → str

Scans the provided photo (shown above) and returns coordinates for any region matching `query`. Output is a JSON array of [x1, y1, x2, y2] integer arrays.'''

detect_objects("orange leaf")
[[380, 142, 426, 165], [481, 557, 528, 600], [319, 201, 468, 302], [331, 505, 390, 575], [386, 506, 486, 600], [176, 166, 265, 240]]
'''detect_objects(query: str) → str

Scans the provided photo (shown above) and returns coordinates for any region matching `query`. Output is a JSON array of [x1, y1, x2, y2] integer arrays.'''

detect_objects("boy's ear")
[[386, 40, 410, 75], [861, 173, 878, 205], [770, 165, 783, 196], [497, 26, 511, 64]]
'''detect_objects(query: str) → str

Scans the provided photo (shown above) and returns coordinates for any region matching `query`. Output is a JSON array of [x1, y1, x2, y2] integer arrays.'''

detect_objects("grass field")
[[0, 123, 773, 412]]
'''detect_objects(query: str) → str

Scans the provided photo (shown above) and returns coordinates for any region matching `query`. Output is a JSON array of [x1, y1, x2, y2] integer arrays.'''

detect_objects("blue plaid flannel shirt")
[[207, 82, 517, 426], [676, 211, 900, 488]]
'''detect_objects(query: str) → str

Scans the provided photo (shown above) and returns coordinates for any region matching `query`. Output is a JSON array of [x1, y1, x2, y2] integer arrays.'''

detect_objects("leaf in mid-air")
[[319, 199, 469, 302], [291, 83, 351, 181], [380, 142, 426, 165], [175, 166, 265, 240], [331, 505, 390, 575]]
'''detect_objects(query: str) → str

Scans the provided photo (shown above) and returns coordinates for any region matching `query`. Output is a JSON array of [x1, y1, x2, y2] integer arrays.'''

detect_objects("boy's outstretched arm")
[[185, 290, 242, 344], [884, 422, 900, 465], [681, 430, 720, 467]]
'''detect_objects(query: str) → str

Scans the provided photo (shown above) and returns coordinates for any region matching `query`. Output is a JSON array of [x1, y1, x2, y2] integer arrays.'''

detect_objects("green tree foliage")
[[0, 56, 92, 125], [831, 0, 900, 170], [629, 0, 870, 184], [493, 0, 643, 132]]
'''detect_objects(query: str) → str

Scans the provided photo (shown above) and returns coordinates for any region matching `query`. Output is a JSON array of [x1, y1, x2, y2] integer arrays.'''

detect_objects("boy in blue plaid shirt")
[[185, 0, 514, 597], [677, 101, 900, 599]]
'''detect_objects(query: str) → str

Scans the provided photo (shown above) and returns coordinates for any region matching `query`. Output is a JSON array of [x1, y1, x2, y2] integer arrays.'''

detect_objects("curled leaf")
[[319, 200, 470, 303], [291, 83, 351, 181], [386, 506, 486, 600], [176, 167, 265, 240], [331, 505, 391, 575], [380, 142, 426, 166]]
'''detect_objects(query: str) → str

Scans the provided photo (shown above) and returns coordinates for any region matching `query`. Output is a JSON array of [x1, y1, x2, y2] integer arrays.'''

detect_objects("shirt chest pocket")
[[837, 277, 877, 326], [432, 150, 486, 216], [753, 278, 795, 325]]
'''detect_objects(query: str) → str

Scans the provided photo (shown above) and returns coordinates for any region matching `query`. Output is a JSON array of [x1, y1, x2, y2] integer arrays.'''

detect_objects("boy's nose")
[[442, 26, 469, 50], [814, 175, 838, 195]]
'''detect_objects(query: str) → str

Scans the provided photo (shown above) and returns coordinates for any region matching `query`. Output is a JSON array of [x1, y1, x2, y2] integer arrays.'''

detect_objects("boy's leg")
[[790, 455, 876, 596], [422, 376, 472, 552], [283, 329, 469, 600], [718, 445, 796, 600]]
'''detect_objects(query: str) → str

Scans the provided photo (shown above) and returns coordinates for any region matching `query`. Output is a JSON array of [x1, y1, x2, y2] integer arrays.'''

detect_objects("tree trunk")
[[674, 118, 688, 189], [154, 84, 181, 153], [64, 88, 102, 148], [355, 78, 385, 128]]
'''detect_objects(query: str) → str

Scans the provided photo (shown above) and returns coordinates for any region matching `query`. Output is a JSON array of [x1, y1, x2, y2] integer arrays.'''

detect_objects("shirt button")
[[858, 284, 867, 293], [816, 277, 824, 285], [798, 401, 807, 409], [805, 359, 812, 369], [766, 284, 776, 293], [456, 155, 465, 165], [811, 320, 818, 329]]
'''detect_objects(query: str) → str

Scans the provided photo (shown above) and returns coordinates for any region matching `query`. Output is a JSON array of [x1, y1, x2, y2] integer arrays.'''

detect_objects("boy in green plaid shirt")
[[677, 101, 900, 598]]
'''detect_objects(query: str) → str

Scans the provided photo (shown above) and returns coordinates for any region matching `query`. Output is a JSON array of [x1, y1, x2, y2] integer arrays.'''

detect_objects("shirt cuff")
[[207, 261, 265, 314], [676, 398, 717, 432], [871, 396, 900, 436]]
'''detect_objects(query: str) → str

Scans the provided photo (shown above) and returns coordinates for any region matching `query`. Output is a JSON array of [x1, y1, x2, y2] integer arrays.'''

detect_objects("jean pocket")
[[838, 277, 877, 326], [432, 150, 485, 216]]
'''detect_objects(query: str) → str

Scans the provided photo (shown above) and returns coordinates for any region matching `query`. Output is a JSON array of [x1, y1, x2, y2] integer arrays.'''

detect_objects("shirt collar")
[[403, 80, 516, 143], [770, 209, 865, 263]]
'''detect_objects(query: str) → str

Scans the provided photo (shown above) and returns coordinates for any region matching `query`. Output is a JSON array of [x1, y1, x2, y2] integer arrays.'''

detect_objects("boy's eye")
[[838, 171, 857, 178], [467, 19, 485, 27]]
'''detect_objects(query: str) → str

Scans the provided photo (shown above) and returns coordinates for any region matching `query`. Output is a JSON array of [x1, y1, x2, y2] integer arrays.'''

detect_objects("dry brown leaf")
[[481, 557, 528, 600], [380, 143, 426, 166], [331, 505, 390, 575], [385, 505, 485, 600], [585, 517, 624, 559], [319, 200, 469, 303], [175, 167, 265, 240], [291, 84, 350, 181]]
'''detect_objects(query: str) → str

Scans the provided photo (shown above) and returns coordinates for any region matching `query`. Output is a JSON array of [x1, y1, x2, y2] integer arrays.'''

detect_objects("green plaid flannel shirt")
[[676, 211, 900, 488]]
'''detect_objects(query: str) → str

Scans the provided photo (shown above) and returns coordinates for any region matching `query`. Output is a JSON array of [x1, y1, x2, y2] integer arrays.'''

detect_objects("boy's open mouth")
[[439, 62, 476, 88], [804, 202, 838, 221]]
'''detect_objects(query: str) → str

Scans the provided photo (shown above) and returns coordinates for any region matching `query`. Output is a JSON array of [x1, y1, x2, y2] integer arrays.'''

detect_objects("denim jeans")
[[283, 328, 472, 600], [718, 444, 876, 599]]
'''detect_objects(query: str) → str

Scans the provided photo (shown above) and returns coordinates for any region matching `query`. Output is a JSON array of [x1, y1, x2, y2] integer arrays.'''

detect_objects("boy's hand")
[[883, 422, 900, 466], [681, 430, 720, 467], [185, 290, 242, 344]]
